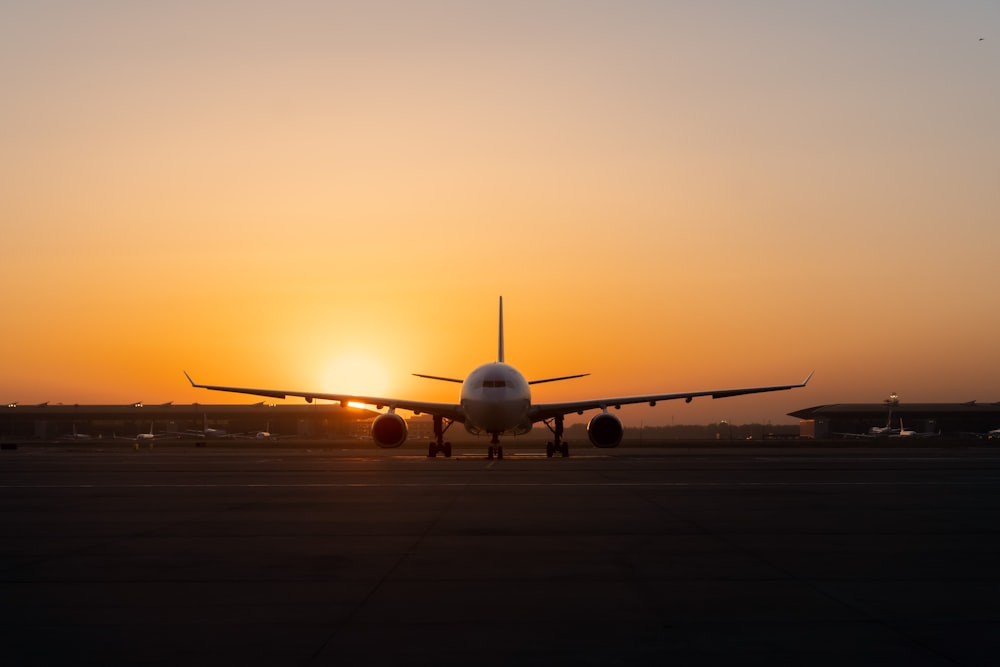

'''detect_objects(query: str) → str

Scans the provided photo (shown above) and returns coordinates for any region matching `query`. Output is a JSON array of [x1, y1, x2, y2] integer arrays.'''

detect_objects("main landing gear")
[[544, 415, 569, 458], [427, 415, 453, 458], [487, 432, 503, 460]]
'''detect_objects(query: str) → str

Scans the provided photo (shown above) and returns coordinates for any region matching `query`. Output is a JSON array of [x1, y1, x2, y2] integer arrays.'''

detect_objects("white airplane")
[[59, 423, 95, 441], [113, 421, 176, 442], [168, 413, 228, 439], [868, 413, 900, 437], [893, 419, 916, 438], [834, 403, 899, 439], [234, 422, 285, 441], [891, 418, 939, 439], [185, 298, 812, 459]]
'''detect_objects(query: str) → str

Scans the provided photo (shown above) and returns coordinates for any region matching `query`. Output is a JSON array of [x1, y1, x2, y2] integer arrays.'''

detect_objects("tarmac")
[[2, 441, 1000, 665]]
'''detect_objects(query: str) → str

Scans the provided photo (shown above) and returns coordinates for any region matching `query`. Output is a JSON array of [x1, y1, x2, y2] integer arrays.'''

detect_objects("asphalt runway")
[[3, 443, 1000, 666]]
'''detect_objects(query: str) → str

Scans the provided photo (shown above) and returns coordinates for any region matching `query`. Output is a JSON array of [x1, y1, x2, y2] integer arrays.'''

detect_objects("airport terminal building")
[[790, 401, 1000, 438], [0, 402, 380, 442], [4, 399, 1000, 442]]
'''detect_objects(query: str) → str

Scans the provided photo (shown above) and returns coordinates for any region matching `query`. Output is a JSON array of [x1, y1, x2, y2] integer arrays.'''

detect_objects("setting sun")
[[321, 354, 391, 400]]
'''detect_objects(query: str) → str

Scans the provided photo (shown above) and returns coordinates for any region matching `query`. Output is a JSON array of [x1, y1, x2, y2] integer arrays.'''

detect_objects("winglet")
[[498, 296, 505, 364], [183, 371, 198, 387], [802, 370, 815, 386]]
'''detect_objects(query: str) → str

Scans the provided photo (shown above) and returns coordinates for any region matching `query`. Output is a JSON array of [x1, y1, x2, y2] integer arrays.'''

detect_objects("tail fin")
[[498, 296, 505, 363]]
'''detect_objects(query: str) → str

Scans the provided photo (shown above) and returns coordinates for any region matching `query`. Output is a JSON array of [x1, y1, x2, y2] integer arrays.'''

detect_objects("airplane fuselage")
[[460, 362, 532, 436]]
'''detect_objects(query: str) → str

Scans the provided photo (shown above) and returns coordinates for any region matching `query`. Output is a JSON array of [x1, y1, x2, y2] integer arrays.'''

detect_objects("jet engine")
[[587, 412, 623, 448], [371, 413, 408, 448]]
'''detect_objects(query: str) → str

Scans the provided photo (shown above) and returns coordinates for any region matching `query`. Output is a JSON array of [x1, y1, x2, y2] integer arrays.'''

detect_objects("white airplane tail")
[[412, 296, 589, 386], [498, 296, 505, 364]]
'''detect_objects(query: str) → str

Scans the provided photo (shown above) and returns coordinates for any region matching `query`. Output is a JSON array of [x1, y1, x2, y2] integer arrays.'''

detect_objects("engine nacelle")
[[371, 413, 408, 448], [587, 412, 623, 448]]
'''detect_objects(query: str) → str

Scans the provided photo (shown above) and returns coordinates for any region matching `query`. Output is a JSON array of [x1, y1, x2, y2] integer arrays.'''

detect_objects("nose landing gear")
[[487, 432, 503, 460]]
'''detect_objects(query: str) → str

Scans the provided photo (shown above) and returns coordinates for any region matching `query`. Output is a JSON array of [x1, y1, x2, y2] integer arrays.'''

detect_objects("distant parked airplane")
[[842, 412, 900, 438], [233, 421, 287, 441], [186, 298, 812, 459], [892, 419, 939, 439], [171, 414, 228, 439], [59, 423, 95, 441], [117, 421, 175, 442]]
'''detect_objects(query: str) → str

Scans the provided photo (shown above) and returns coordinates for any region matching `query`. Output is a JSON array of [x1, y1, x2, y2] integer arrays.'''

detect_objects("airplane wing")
[[184, 372, 466, 423], [529, 372, 814, 423]]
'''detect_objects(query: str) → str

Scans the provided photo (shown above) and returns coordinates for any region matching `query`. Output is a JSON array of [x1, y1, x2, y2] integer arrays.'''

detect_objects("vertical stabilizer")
[[498, 296, 505, 363]]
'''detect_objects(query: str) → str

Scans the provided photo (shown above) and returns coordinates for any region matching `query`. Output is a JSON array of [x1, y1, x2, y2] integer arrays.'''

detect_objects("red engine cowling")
[[371, 413, 408, 448], [587, 413, 623, 448]]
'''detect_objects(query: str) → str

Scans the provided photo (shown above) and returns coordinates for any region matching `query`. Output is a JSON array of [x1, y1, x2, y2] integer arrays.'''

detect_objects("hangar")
[[789, 399, 1000, 438]]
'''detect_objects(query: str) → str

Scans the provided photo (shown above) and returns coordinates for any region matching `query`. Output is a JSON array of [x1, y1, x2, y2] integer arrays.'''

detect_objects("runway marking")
[[3, 480, 1000, 489]]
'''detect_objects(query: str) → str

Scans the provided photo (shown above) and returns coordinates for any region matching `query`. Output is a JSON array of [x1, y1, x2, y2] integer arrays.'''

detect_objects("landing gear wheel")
[[488, 432, 502, 460], [431, 416, 455, 459], [488, 446, 495, 460], [544, 416, 568, 460]]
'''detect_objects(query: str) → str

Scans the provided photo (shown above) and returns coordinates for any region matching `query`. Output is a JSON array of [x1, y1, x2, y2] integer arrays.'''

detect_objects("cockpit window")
[[482, 379, 507, 388]]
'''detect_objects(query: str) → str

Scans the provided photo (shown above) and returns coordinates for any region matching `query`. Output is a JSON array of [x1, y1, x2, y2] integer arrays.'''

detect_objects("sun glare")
[[321, 354, 391, 400]]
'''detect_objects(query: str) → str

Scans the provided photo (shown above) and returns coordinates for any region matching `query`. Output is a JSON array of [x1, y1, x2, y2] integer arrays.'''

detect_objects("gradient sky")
[[2, 1, 998, 425]]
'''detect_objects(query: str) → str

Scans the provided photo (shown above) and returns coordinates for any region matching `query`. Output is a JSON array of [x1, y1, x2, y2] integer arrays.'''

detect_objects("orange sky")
[[2, 2, 998, 425]]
